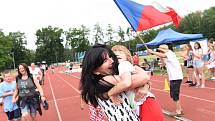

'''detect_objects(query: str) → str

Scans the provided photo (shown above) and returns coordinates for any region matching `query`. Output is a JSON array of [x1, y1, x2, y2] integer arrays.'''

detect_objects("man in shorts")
[[147, 44, 184, 117]]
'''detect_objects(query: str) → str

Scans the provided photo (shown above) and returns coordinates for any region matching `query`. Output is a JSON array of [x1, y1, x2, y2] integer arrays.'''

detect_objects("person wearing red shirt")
[[133, 52, 140, 66]]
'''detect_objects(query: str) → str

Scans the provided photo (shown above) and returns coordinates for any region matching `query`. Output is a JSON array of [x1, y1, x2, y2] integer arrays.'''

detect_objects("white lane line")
[[47, 73, 63, 121], [56, 73, 80, 94], [47, 95, 80, 102], [151, 79, 215, 90], [152, 88, 215, 104]]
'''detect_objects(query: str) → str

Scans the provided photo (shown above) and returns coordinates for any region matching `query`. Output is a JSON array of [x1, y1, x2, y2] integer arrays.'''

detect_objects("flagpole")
[[136, 32, 149, 50]]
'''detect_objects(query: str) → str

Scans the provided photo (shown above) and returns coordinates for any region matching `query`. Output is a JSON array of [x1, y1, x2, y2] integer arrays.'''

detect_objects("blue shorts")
[[6, 108, 22, 120], [193, 60, 204, 68], [21, 104, 37, 116]]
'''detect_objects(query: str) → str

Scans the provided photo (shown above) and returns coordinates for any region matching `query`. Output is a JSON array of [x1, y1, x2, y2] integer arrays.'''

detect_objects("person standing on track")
[[147, 44, 184, 117], [80, 44, 150, 121], [192, 42, 205, 88], [133, 52, 140, 66]]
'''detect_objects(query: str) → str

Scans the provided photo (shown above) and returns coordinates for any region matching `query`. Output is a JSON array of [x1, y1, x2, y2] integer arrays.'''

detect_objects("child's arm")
[[1, 90, 14, 97], [129, 66, 150, 89], [107, 73, 132, 97], [134, 83, 151, 102], [12, 88, 19, 103]]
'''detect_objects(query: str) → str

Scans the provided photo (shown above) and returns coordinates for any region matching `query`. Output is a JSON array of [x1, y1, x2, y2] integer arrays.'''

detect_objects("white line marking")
[[151, 79, 215, 90], [47, 95, 80, 102], [152, 88, 215, 104], [47, 73, 63, 121]]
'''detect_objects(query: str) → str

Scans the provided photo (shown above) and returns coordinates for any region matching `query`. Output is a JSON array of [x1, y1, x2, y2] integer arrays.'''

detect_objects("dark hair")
[[208, 38, 214, 44], [167, 43, 173, 51], [17, 63, 31, 79], [194, 42, 201, 49], [80, 44, 119, 107]]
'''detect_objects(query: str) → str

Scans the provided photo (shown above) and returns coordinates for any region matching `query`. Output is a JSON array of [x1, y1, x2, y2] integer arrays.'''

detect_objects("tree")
[[35, 26, 64, 64], [65, 25, 90, 61], [0, 31, 13, 71], [105, 24, 115, 46], [179, 12, 203, 34], [117, 26, 125, 43], [201, 7, 215, 38], [92, 23, 104, 44], [9, 32, 32, 66]]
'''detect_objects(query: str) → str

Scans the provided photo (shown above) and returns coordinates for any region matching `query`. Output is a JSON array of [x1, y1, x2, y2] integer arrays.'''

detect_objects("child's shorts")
[[193, 60, 204, 68], [6, 108, 21, 120]]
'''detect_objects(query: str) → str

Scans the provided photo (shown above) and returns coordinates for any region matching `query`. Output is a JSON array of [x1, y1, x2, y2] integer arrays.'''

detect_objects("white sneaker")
[[200, 85, 205, 88], [195, 84, 201, 88]]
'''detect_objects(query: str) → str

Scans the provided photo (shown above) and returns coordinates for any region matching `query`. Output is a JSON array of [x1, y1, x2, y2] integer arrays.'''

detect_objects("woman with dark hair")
[[192, 42, 205, 88], [12, 63, 46, 121], [80, 44, 150, 121]]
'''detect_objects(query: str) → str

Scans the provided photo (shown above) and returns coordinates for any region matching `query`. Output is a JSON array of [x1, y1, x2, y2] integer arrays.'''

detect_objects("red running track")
[[1, 66, 215, 121]]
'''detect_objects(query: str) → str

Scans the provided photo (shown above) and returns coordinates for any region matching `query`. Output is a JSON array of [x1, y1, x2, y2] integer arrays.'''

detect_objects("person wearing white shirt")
[[29, 63, 42, 84], [148, 44, 184, 117]]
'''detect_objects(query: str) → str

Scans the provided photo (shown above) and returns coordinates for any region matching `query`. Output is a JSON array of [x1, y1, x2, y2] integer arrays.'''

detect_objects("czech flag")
[[114, 0, 174, 32]]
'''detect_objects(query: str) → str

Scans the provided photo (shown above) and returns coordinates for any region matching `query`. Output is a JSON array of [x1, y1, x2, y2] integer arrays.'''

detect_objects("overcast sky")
[[0, 0, 214, 49]]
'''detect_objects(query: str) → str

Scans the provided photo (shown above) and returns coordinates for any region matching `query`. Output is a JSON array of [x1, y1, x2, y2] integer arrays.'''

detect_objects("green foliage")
[[9, 32, 30, 66], [35, 26, 64, 65], [179, 12, 203, 34], [65, 25, 90, 61], [201, 7, 215, 38], [117, 26, 125, 42], [0, 31, 13, 71], [106, 24, 115, 45], [92, 23, 104, 44]]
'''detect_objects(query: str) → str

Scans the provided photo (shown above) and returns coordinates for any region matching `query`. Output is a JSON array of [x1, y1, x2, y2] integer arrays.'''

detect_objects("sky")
[[0, 0, 215, 50]]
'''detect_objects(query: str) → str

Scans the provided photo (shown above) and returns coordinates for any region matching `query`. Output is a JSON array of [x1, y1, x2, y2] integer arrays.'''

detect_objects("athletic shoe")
[[185, 80, 193, 83], [189, 83, 196, 87], [200, 85, 205, 88]]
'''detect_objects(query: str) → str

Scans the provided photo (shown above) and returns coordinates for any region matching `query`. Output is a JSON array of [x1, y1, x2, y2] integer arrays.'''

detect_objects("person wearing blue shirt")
[[0, 71, 21, 121]]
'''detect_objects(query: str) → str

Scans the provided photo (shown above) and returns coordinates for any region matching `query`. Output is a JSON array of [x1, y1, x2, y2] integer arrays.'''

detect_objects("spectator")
[[133, 52, 140, 66], [205, 38, 215, 80], [29, 63, 43, 84], [192, 42, 205, 88]]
